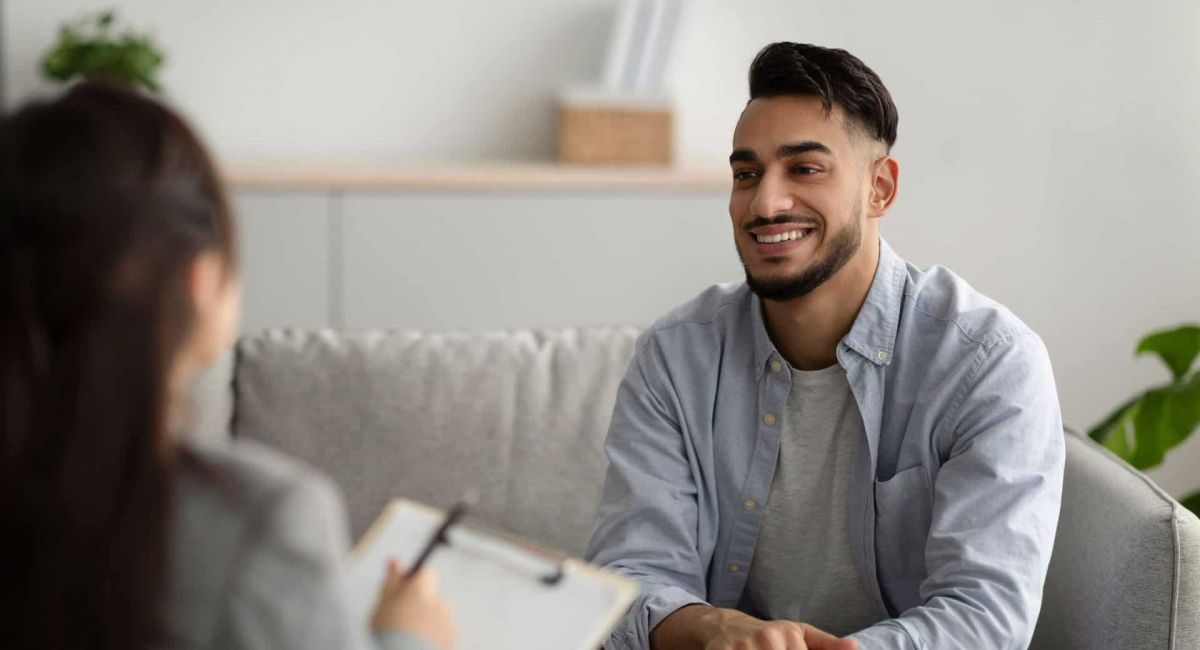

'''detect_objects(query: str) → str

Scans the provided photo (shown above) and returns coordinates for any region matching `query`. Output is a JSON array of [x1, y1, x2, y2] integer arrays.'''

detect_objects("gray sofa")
[[189, 327, 1200, 649]]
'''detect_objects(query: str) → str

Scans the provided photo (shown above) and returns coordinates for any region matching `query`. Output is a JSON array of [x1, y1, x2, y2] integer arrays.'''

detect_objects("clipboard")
[[344, 498, 637, 649]]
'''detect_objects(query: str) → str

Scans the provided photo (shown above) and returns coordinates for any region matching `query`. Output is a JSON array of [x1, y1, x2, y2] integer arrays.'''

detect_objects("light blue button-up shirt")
[[586, 238, 1065, 650]]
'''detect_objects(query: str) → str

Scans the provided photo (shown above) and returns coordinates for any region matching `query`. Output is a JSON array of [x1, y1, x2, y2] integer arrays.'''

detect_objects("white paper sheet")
[[346, 500, 637, 650]]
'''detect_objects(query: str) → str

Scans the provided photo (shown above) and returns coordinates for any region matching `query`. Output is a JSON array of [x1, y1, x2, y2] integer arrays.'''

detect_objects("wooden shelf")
[[223, 162, 729, 192]]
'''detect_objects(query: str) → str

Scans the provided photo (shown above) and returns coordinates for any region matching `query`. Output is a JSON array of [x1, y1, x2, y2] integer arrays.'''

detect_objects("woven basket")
[[557, 104, 672, 165]]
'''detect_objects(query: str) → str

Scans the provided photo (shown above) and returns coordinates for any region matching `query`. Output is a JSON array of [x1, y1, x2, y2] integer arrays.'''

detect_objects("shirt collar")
[[751, 237, 907, 378]]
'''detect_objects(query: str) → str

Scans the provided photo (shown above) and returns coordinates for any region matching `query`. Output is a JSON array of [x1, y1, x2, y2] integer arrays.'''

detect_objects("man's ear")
[[867, 156, 900, 219]]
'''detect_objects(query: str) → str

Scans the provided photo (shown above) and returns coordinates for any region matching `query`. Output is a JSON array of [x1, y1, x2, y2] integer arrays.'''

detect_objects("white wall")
[[2, 0, 613, 160], [4, 1, 1199, 497]]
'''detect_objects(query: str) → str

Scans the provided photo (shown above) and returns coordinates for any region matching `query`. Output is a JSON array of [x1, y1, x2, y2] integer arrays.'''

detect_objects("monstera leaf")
[[1089, 324, 1200, 515]]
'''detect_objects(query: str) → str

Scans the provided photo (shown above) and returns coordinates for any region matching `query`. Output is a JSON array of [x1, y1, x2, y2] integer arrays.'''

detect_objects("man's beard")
[[740, 209, 863, 303]]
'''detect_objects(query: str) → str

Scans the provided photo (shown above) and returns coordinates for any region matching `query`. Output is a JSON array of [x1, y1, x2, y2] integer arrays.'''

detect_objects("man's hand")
[[651, 604, 857, 650]]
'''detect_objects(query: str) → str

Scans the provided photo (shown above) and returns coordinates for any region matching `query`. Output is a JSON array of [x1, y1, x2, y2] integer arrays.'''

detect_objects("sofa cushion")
[[231, 327, 638, 555]]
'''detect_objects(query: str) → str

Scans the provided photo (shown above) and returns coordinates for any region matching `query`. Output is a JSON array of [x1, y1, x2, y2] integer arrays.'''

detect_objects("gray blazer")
[[165, 438, 436, 650]]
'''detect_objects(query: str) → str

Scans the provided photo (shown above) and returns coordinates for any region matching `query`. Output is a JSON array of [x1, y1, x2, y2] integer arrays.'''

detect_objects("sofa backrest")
[[224, 327, 638, 555], [187, 328, 1200, 646]]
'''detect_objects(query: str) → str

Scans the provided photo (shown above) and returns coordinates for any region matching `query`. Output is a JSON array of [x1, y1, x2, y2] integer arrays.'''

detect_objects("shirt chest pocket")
[[873, 464, 933, 614]]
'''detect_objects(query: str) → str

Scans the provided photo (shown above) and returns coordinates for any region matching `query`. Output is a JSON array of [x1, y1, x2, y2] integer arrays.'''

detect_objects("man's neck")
[[761, 236, 881, 371]]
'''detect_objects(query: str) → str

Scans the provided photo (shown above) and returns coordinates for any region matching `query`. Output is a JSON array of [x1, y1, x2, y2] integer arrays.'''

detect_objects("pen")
[[405, 499, 470, 579]]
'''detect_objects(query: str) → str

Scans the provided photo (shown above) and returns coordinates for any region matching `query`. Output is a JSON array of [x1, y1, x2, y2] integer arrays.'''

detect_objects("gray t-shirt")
[[738, 363, 883, 636]]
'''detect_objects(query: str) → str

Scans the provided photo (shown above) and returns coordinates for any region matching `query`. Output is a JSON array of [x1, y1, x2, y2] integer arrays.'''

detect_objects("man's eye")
[[732, 169, 759, 182], [792, 165, 820, 175]]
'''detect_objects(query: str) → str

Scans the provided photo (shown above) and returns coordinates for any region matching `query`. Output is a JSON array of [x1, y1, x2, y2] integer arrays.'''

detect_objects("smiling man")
[[586, 43, 1065, 650]]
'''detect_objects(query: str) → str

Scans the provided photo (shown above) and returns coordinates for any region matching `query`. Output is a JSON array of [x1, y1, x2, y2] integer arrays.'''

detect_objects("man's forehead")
[[732, 95, 855, 153]]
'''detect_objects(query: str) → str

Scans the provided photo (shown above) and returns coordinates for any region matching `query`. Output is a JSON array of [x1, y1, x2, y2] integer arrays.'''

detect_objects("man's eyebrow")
[[729, 148, 757, 165], [778, 141, 832, 158], [729, 141, 833, 165]]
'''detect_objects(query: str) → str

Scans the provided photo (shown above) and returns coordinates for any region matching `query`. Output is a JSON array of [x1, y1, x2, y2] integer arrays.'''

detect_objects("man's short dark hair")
[[749, 42, 898, 150]]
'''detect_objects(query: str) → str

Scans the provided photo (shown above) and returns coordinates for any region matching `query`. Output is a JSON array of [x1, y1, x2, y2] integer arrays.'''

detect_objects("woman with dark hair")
[[0, 83, 455, 650]]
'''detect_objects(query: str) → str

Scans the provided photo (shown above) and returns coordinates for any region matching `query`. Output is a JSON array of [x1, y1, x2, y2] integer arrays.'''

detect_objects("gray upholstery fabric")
[[1173, 502, 1200, 648], [232, 328, 637, 554], [1031, 430, 1200, 649]]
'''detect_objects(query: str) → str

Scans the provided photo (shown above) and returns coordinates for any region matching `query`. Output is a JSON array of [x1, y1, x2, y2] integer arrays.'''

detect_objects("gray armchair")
[[1032, 429, 1200, 648]]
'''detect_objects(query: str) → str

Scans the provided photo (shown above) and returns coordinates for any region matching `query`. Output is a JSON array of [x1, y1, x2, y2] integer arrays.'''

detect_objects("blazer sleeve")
[[217, 471, 441, 650]]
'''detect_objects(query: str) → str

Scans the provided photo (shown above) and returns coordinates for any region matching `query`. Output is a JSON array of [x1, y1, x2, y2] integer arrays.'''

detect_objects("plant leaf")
[[1089, 398, 1137, 460], [1129, 387, 1173, 469], [1182, 491, 1200, 518], [1137, 324, 1200, 382], [1127, 375, 1200, 470]]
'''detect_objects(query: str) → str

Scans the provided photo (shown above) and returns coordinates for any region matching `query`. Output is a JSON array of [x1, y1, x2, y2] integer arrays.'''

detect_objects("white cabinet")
[[233, 191, 333, 331], [231, 187, 742, 332], [340, 191, 740, 331]]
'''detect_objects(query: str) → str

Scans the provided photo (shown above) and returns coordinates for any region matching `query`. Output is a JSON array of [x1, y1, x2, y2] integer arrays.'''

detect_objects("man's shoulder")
[[645, 281, 753, 336], [902, 262, 1035, 352]]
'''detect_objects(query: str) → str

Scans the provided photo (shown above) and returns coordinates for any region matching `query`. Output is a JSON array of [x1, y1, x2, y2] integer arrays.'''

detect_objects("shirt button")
[[728, 563, 742, 573], [770, 359, 783, 373], [743, 499, 757, 512], [877, 350, 889, 362], [763, 412, 777, 426]]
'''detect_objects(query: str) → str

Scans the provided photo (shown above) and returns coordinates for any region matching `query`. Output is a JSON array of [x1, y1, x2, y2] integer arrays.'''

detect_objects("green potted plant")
[[1089, 324, 1200, 514], [41, 10, 165, 92]]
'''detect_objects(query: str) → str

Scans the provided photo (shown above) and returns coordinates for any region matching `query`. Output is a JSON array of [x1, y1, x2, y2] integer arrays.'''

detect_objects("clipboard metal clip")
[[410, 499, 567, 587]]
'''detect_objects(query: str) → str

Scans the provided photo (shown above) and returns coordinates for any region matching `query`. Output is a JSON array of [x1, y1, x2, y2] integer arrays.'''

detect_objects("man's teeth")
[[756, 230, 808, 244]]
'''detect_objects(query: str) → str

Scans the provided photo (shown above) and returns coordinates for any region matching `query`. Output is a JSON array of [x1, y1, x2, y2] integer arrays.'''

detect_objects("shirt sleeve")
[[849, 330, 1066, 650], [585, 333, 710, 650], [374, 630, 443, 650], [220, 471, 441, 650]]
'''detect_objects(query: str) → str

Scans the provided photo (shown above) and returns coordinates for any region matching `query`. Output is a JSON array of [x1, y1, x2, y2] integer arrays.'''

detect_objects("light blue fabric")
[[585, 238, 1065, 650], [374, 630, 441, 650]]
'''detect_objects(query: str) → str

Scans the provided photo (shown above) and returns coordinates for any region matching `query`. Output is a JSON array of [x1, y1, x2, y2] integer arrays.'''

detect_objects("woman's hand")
[[370, 558, 457, 650]]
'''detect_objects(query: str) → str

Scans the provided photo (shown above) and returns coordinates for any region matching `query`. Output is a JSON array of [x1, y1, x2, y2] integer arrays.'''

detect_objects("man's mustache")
[[742, 215, 820, 232]]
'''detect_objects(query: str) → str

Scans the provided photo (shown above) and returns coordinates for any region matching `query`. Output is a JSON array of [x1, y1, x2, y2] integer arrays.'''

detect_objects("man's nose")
[[749, 170, 795, 220]]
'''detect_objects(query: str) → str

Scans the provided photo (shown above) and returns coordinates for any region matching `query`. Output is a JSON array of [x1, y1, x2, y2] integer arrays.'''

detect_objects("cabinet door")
[[340, 191, 741, 330], [234, 191, 333, 331]]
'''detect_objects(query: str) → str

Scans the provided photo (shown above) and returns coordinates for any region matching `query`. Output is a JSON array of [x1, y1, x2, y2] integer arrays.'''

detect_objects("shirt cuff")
[[608, 582, 708, 650], [847, 618, 918, 650]]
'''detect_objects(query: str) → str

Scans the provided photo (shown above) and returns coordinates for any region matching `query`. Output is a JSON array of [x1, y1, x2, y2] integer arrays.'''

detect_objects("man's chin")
[[746, 265, 807, 289], [743, 256, 844, 302], [746, 271, 809, 302]]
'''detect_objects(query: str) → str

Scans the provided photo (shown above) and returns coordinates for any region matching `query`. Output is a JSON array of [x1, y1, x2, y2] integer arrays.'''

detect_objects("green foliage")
[[1089, 324, 1200, 516], [1138, 325, 1200, 382], [1183, 493, 1200, 517], [41, 10, 165, 92]]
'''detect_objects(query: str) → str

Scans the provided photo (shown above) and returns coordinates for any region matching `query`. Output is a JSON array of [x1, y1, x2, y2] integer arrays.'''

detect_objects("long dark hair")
[[0, 83, 235, 649]]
